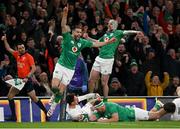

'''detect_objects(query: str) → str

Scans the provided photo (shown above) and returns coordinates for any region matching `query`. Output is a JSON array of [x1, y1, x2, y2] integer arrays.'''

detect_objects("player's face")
[[108, 22, 114, 31], [73, 28, 82, 40], [96, 106, 105, 113], [17, 44, 26, 55], [74, 96, 78, 105]]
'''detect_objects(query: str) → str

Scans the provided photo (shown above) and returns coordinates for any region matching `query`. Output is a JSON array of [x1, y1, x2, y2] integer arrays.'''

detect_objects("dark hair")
[[17, 42, 25, 46], [66, 93, 75, 105], [72, 25, 82, 31], [163, 102, 176, 113], [93, 99, 102, 106]]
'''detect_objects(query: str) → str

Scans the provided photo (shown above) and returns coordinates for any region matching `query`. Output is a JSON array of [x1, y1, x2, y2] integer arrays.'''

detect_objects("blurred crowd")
[[0, 0, 179, 97]]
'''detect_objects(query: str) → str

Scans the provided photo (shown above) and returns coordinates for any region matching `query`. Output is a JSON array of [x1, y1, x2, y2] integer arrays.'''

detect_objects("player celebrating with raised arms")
[[86, 19, 144, 100], [47, 5, 116, 117]]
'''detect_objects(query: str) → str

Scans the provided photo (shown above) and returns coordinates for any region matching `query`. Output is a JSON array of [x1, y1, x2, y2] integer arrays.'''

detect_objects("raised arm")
[[123, 30, 143, 35], [78, 93, 100, 102], [1, 35, 15, 54], [61, 5, 70, 33]]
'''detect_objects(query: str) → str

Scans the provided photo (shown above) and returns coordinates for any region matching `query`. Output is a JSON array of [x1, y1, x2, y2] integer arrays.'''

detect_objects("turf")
[[0, 121, 180, 128]]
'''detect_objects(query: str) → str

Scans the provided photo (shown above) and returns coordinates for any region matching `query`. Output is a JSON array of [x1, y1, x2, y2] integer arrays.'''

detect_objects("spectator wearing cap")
[[109, 77, 126, 96], [145, 71, 169, 96], [124, 59, 146, 96]]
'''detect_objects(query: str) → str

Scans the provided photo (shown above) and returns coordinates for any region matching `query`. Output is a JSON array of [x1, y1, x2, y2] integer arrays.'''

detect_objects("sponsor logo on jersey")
[[104, 37, 109, 42], [72, 46, 78, 52]]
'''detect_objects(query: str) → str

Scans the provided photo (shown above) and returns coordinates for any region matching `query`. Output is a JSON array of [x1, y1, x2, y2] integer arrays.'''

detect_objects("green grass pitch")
[[0, 121, 180, 128]]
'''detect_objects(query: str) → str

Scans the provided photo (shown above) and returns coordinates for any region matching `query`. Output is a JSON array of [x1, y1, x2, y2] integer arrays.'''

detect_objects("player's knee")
[[88, 78, 96, 84], [7, 94, 13, 99], [30, 96, 39, 102], [51, 78, 60, 88], [101, 81, 108, 87], [7, 93, 14, 99]]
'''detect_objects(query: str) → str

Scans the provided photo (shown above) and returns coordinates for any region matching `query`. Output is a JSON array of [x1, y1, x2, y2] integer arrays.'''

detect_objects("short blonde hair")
[[108, 19, 118, 30]]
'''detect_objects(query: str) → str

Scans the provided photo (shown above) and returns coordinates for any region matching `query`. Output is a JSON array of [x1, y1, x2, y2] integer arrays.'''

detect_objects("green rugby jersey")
[[99, 30, 124, 59], [94, 102, 135, 121], [57, 32, 93, 70]]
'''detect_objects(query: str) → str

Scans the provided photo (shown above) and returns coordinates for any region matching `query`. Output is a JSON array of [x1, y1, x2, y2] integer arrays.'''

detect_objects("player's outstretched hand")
[[1, 34, 7, 41], [83, 33, 89, 39], [137, 31, 144, 37]]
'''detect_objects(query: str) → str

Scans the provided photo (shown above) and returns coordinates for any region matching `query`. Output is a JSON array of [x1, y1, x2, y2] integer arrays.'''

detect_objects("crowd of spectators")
[[0, 0, 179, 97]]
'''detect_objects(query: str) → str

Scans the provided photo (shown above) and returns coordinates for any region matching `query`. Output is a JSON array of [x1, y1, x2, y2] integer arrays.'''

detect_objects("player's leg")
[[47, 78, 64, 117], [100, 58, 114, 101], [134, 107, 166, 121], [101, 74, 110, 100], [27, 90, 49, 120], [6, 87, 19, 121], [89, 57, 101, 93], [49, 63, 65, 105], [25, 79, 49, 121], [133, 107, 150, 121], [88, 69, 100, 93], [47, 64, 74, 117]]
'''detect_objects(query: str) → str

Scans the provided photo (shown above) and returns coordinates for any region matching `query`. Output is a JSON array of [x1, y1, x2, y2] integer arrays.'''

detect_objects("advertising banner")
[[0, 97, 177, 122]]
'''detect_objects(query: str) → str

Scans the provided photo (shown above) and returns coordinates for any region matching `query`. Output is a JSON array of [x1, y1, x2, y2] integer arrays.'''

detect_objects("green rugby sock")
[[51, 87, 59, 94], [103, 98, 107, 102], [54, 93, 62, 103], [51, 87, 63, 103]]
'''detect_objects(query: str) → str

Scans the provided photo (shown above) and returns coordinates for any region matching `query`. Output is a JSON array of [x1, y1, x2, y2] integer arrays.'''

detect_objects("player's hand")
[[98, 117, 108, 122], [95, 93, 101, 99], [63, 4, 69, 14], [148, 71, 152, 74], [23, 78, 28, 83], [82, 33, 89, 39], [1, 34, 7, 41], [137, 31, 144, 37], [163, 72, 169, 75]]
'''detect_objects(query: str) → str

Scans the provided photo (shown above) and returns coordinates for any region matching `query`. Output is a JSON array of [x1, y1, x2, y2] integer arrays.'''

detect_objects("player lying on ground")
[[89, 99, 176, 122], [66, 93, 100, 121]]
